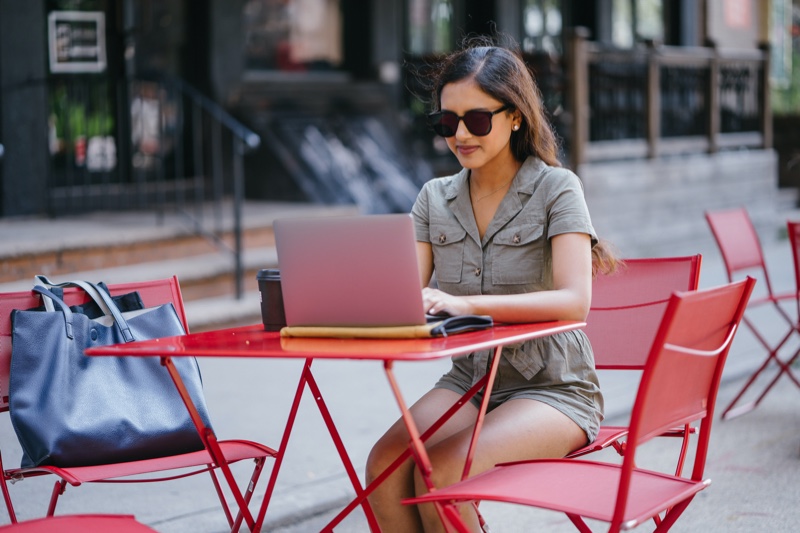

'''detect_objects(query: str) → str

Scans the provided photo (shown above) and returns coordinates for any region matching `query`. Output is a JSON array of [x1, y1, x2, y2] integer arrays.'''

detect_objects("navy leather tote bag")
[[8, 280, 213, 468]]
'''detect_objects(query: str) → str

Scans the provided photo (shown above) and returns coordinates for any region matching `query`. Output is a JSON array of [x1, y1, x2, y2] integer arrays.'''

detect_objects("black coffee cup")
[[256, 269, 286, 331]]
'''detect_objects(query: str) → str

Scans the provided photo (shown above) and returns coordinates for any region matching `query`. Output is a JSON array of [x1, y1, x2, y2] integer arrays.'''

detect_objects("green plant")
[[87, 111, 114, 137], [772, 46, 800, 115], [49, 86, 68, 139], [67, 104, 87, 139]]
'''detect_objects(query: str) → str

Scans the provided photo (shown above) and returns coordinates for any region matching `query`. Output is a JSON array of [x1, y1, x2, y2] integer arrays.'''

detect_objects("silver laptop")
[[273, 214, 427, 327]]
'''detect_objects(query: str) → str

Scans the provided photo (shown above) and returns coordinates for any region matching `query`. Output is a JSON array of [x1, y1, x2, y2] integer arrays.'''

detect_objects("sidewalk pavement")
[[0, 211, 798, 532]]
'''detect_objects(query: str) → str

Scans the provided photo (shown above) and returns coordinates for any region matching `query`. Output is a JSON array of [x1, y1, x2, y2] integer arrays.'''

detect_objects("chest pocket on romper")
[[431, 223, 467, 283], [492, 224, 545, 285]]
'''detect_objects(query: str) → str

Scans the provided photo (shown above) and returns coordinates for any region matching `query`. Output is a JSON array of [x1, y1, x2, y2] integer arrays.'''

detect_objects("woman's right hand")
[[422, 287, 472, 317]]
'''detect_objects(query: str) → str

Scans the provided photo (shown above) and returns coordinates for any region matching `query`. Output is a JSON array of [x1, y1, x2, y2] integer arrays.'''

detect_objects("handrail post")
[[130, 74, 259, 301], [646, 40, 661, 158], [211, 120, 224, 235], [758, 42, 773, 149], [567, 27, 590, 171], [707, 40, 720, 154], [233, 138, 245, 300], [192, 104, 205, 223]]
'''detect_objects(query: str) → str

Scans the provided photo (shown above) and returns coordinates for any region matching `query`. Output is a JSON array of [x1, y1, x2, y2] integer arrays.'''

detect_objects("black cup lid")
[[256, 268, 280, 280]]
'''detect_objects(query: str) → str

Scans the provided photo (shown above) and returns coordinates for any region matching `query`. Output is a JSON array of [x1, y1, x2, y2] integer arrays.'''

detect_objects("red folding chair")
[[0, 277, 276, 531], [567, 255, 702, 478], [705, 207, 800, 419], [783, 220, 800, 373], [407, 277, 755, 532], [0, 514, 158, 533]]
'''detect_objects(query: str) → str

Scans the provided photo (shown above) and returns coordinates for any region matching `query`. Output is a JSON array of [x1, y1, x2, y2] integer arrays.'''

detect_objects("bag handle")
[[34, 276, 135, 342], [32, 285, 75, 340], [35, 276, 115, 315]]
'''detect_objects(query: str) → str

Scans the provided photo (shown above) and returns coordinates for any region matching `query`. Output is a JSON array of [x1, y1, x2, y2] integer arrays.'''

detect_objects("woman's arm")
[[416, 241, 434, 289], [422, 232, 592, 322]]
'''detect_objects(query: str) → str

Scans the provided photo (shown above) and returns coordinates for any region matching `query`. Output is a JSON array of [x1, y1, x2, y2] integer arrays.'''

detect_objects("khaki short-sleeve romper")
[[411, 156, 604, 443]]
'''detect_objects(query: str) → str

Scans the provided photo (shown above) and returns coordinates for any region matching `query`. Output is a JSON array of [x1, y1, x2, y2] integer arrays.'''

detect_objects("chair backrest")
[[585, 256, 702, 370], [705, 207, 771, 284], [619, 277, 754, 499], [0, 276, 187, 412]]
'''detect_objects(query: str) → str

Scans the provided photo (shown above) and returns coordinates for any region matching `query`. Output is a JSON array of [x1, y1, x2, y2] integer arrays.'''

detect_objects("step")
[[0, 201, 359, 331], [0, 201, 358, 283], [0, 248, 275, 332], [183, 291, 264, 332]]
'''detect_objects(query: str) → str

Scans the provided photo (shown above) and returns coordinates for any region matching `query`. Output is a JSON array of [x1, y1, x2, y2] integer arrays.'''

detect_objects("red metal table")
[[86, 320, 584, 532]]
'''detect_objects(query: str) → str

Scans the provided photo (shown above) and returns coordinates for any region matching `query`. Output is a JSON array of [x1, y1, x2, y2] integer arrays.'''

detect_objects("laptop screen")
[[274, 214, 427, 327]]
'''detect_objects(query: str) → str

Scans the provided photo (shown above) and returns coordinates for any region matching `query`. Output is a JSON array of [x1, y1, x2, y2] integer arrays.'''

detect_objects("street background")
[[0, 211, 798, 532]]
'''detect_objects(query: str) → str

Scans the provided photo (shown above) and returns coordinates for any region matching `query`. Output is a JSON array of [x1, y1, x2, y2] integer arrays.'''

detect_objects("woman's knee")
[[366, 432, 408, 485], [365, 441, 388, 485]]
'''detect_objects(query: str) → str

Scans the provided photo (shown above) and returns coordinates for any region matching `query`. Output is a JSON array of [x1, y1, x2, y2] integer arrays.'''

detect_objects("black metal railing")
[[587, 57, 648, 141], [47, 74, 260, 298], [660, 64, 709, 137], [131, 74, 260, 299], [566, 29, 770, 168]]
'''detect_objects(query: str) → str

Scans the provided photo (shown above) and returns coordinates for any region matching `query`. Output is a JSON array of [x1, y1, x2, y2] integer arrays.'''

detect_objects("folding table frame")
[[86, 320, 584, 532]]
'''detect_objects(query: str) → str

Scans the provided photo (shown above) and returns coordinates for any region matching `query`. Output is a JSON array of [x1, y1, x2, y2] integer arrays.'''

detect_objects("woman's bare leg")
[[366, 388, 479, 532], [414, 398, 587, 532]]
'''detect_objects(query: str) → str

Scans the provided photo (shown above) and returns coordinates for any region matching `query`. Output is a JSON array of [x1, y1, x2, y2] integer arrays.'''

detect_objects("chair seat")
[[566, 426, 630, 457], [567, 425, 697, 458], [407, 459, 709, 529], [8, 439, 276, 485], [0, 514, 158, 532]]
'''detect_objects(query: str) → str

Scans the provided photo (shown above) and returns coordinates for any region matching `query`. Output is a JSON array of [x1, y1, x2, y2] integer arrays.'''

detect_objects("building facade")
[[0, 0, 785, 235]]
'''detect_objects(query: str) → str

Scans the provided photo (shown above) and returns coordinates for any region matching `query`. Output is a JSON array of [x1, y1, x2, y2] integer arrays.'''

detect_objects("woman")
[[365, 38, 618, 532]]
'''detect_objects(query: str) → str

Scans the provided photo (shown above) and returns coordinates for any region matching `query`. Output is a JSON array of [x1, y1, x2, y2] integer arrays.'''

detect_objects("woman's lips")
[[457, 145, 479, 156]]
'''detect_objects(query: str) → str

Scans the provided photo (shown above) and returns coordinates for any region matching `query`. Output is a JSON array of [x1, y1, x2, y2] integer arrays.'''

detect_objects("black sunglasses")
[[428, 105, 510, 138]]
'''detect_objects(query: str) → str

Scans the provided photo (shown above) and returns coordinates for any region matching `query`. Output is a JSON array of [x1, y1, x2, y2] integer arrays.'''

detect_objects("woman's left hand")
[[422, 287, 472, 317]]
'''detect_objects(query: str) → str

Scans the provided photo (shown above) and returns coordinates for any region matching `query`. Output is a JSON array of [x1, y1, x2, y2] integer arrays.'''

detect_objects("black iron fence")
[[403, 33, 768, 173], [566, 29, 770, 168]]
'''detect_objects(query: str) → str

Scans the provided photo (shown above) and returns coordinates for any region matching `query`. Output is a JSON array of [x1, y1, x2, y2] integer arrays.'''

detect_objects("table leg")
[[382, 359, 456, 530], [386, 347, 503, 532], [162, 356, 256, 531], [461, 346, 503, 533], [261, 347, 503, 532], [254, 358, 314, 530], [324, 371, 491, 531], [302, 361, 379, 529], [256, 359, 378, 531]]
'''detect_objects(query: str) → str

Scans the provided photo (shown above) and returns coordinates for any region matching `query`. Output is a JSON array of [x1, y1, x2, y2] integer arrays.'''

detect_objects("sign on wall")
[[48, 11, 107, 73]]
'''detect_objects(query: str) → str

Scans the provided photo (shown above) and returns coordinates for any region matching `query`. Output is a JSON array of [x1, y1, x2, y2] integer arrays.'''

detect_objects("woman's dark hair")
[[592, 240, 622, 277], [429, 36, 561, 167], [426, 36, 620, 275]]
